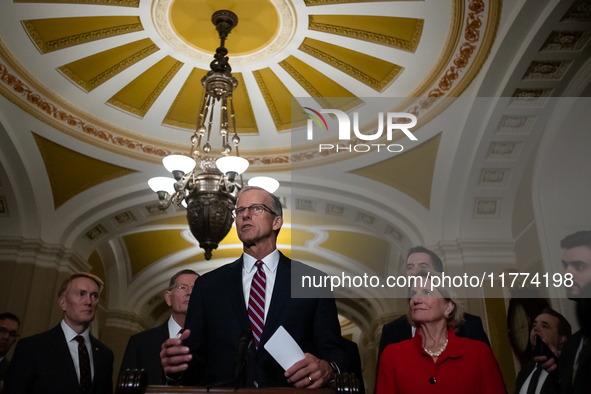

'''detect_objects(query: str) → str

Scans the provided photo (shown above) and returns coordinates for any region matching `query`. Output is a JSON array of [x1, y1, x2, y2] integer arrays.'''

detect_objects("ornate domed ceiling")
[[0, 0, 499, 170]]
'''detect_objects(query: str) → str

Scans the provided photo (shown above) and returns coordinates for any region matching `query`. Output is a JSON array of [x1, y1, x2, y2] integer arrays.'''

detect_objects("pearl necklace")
[[424, 338, 448, 357]]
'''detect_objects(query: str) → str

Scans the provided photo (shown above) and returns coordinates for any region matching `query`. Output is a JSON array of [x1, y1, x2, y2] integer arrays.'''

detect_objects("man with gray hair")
[[120, 269, 199, 385], [5, 273, 113, 394]]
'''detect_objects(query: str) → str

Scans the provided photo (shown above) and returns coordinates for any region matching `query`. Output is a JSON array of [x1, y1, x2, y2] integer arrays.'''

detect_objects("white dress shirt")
[[60, 320, 95, 382], [168, 315, 183, 339], [242, 249, 279, 322], [518, 365, 548, 394]]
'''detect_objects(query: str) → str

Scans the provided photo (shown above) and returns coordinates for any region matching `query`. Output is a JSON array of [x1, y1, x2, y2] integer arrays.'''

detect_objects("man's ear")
[[58, 296, 67, 312], [558, 335, 567, 350], [273, 215, 283, 231], [164, 290, 172, 308]]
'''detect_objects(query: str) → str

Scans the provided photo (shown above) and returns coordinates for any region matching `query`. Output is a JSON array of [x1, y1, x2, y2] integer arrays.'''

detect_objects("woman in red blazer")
[[376, 275, 505, 394]]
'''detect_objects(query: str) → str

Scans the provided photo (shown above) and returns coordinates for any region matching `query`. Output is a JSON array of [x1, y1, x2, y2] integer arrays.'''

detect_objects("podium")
[[116, 370, 361, 394]]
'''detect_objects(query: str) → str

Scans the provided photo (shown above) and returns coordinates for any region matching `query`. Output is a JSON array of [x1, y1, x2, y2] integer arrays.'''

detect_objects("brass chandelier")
[[148, 10, 251, 261]]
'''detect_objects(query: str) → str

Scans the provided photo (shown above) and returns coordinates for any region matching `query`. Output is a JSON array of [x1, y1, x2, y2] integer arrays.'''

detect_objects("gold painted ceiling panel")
[[253, 68, 308, 131], [350, 132, 442, 209], [280, 55, 363, 111], [319, 230, 389, 276], [123, 229, 194, 277], [33, 133, 137, 209], [299, 37, 403, 92], [309, 14, 423, 52], [170, 0, 279, 55], [162, 67, 205, 129], [22, 16, 143, 54], [57, 38, 159, 92], [107, 56, 183, 117]]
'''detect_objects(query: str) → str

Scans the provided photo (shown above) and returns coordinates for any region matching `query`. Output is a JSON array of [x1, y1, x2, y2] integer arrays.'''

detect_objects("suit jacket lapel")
[[49, 325, 79, 388], [228, 256, 251, 332], [89, 335, 102, 386], [259, 253, 290, 347]]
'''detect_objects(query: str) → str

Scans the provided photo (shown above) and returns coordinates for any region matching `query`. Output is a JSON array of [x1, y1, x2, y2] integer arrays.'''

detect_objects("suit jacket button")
[[429, 377, 436, 384]]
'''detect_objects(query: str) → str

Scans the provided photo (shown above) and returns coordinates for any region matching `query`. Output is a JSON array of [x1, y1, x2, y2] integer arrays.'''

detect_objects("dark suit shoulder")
[[127, 321, 168, 342]]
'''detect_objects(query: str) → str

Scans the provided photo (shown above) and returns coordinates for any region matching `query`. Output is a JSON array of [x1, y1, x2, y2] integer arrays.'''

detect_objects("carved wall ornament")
[[541, 30, 591, 51], [486, 142, 523, 161], [474, 198, 502, 219], [479, 169, 511, 189], [496, 115, 536, 134], [296, 199, 316, 212], [523, 60, 572, 80], [510, 89, 552, 107], [562, 0, 591, 22]]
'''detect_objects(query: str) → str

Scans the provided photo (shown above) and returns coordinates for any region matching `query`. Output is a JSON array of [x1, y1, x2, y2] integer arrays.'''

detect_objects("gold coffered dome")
[[0, 0, 500, 170]]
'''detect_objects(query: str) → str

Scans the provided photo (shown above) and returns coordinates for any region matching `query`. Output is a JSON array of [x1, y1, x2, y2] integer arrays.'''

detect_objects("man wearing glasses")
[[121, 269, 198, 385], [0, 313, 20, 393], [161, 186, 348, 388]]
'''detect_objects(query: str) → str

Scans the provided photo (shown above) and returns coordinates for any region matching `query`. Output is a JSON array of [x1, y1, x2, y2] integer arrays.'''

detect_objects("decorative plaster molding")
[[0, 237, 89, 272], [0, 196, 8, 218], [105, 310, 150, 332], [107, 60, 183, 117], [308, 16, 423, 53], [540, 31, 591, 52], [523, 60, 572, 80], [22, 20, 144, 54], [57, 44, 160, 92], [299, 43, 403, 92]]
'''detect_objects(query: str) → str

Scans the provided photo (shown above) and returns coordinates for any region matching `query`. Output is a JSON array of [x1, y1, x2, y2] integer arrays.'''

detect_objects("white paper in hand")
[[263, 325, 305, 370]]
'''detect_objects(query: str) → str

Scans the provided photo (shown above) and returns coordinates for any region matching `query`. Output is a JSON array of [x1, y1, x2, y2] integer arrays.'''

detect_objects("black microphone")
[[233, 330, 253, 383], [206, 330, 252, 390]]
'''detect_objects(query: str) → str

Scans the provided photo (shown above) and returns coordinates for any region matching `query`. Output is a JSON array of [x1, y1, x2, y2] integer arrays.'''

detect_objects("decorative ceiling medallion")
[[152, 0, 296, 67]]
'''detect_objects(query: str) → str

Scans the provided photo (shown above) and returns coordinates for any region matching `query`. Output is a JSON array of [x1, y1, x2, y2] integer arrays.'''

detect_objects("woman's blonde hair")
[[406, 272, 465, 332]]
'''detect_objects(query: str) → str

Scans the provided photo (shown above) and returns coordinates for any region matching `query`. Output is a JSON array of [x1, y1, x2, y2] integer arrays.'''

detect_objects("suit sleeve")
[[120, 335, 138, 373], [102, 348, 114, 394], [182, 277, 208, 386], [3, 339, 34, 394], [464, 314, 490, 346], [478, 344, 505, 394], [313, 296, 350, 372], [376, 346, 396, 394]]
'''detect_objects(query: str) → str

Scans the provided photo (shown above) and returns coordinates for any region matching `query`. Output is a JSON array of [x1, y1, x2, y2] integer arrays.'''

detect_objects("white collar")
[[168, 315, 183, 338], [243, 249, 280, 274], [60, 319, 90, 343]]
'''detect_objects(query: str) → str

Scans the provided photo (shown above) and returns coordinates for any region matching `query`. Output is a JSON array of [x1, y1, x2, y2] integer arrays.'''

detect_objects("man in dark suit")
[[557, 231, 591, 394], [4, 273, 113, 394], [377, 246, 490, 364], [120, 269, 198, 385], [161, 186, 348, 388], [514, 308, 571, 394], [0, 313, 20, 393]]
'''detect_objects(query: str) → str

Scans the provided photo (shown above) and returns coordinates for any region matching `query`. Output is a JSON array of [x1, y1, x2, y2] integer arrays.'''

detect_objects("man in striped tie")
[[161, 186, 348, 388]]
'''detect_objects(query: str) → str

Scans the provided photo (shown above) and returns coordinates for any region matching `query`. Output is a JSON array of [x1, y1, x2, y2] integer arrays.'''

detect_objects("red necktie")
[[248, 261, 266, 348], [75, 335, 91, 394]]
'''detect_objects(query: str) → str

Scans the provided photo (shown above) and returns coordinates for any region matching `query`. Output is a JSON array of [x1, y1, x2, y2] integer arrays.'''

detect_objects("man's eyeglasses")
[[0, 327, 19, 338], [232, 204, 276, 218], [170, 285, 193, 292]]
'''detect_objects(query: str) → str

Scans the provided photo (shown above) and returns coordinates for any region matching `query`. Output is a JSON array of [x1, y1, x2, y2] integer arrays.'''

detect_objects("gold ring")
[[308, 376, 313, 382]]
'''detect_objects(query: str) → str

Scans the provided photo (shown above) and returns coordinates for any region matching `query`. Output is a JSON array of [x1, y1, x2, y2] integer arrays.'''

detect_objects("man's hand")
[[533, 343, 560, 373], [160, 329, 192, 375], [285, 353, 334, 388], [533, 355, 558, 373]]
